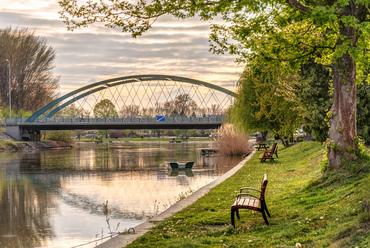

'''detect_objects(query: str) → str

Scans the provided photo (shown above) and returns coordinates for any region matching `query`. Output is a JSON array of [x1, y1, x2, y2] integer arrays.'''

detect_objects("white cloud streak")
[[0, 0, 244, 95]]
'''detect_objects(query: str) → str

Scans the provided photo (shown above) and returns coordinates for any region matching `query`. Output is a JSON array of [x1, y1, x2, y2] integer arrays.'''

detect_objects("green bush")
[[46, 130, 74, 144]]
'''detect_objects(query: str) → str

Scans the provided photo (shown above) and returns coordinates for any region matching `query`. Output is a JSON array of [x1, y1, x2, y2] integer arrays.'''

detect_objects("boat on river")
[[167, 161, 194, 170]]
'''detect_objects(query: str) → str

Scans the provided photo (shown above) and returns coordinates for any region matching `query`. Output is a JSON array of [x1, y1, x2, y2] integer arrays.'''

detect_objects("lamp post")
[[5, 59, 11, 118]]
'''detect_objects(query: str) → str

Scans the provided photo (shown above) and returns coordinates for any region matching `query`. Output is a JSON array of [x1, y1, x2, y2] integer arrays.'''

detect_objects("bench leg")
[[231, 208, 236, 228], [236, 209, 240, 220], [261, 210, 269, 225], [263, 201, 271, 217]]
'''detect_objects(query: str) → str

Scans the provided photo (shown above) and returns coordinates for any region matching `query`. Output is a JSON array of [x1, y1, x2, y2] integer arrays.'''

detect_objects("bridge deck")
[[4, 117, 223, 130]]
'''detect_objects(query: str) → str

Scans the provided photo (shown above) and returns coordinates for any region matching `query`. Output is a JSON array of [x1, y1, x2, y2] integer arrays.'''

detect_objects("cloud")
[[0, 1, 244, 96]]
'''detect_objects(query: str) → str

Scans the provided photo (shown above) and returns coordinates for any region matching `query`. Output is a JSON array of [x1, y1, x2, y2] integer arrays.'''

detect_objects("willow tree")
[[232, 60, 301, 146], [60, 0, 370, 169]]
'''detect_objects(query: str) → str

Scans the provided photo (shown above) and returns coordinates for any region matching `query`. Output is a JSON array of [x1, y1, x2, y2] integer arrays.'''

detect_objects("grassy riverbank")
[[127, 142, 370, 247]]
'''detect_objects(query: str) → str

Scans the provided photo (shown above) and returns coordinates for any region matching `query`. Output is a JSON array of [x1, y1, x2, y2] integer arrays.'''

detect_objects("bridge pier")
[[22, 130, 41, 141], [5, 126, 41, 141], [4, 126, 23, 140]]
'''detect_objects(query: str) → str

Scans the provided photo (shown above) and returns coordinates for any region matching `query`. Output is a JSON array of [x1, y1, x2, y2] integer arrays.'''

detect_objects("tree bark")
[[262, 130, 268, 141], [327, 5, 360, 169]]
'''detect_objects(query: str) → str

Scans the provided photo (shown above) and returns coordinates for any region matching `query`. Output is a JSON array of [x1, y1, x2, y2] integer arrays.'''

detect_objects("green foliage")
[[60, 103, 83, 118], [3, 140, 20, 150], [93, 99, 118, 118], [173, 130, 182, 138], [232, 61, 301, 139], [46, 130, 74, 144], [295, 58, 333, 143], [0, 106, 33, 119], [98, 130, 109, 138], [0, 106, 18, 119], [296, 61, 370, 144], [357, 82, 370, 144]]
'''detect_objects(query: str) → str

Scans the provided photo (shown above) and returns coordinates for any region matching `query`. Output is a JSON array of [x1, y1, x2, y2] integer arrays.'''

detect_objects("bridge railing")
[[3, 116, 224, 124], [3, 118, 29, 124]]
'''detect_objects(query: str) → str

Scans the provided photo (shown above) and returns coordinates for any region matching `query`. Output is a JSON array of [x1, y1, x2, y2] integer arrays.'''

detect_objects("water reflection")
[[0, 142, 242, 248]]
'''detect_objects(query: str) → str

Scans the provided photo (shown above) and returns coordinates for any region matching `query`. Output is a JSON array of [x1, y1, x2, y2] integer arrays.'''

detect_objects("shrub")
[[215, 124, 250, 156], [109, 130, 124, 139], [46, 130, 74, 144], [3, 139, 20, 150]]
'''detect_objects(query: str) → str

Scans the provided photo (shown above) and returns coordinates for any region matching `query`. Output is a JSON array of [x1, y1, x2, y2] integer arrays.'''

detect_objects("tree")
[[173, 130, 182, 138], [232, 61, 302, 146], [356, 82, 370, 144], [174, 94, 196, 117], [296, 60, 370, 144], [0, 27, 59, 114], [60, 103, 84, 118], [119, 104, 140, 117], [110, 130, 124, 139], [0, 106, 5, 132], [98, 130, 109, 138], [60, 0, 370, 168], [46, 130, 74, 144], [296, 58, 333, 143], [93, 99, 118, 118]]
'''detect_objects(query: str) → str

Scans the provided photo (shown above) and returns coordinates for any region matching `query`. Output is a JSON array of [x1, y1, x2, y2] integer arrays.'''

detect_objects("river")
[[0, 141, 242, 248]]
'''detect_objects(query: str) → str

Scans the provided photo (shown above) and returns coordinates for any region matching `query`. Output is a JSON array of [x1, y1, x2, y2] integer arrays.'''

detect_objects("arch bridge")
[[4, 75, 237, 140]]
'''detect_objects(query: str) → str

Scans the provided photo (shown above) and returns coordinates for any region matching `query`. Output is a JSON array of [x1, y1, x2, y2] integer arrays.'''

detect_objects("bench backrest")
[[260, 174, 268, 200], [270, 143, 277, 153]]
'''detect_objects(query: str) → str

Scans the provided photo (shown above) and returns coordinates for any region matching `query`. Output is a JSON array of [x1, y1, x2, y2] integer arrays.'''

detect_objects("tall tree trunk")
[[328, 17, 358, 169], [261, 130, 268, 141]]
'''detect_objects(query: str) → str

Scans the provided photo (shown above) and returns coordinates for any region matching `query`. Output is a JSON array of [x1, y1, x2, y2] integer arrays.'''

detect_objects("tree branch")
[[285, 0, 312, 13], [306, 0, 319, 6]]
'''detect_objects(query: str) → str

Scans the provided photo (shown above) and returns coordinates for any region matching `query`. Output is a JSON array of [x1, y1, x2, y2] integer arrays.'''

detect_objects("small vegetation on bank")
[[0, 139, 22, 151], [215, 124, 250, 156], [44, 130, 75, 144], [127, 142, 370, 247]]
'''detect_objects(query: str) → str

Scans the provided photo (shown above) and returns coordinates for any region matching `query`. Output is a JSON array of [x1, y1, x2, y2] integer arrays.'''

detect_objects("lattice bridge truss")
[[25, 75, 236, 124]]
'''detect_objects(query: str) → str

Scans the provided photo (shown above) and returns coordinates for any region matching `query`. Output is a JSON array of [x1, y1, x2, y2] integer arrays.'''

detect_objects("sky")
[[0, 0, 244, 96]]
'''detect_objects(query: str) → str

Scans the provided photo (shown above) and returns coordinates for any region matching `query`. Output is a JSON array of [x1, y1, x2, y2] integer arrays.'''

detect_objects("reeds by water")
[[215, 124, 250, 156]]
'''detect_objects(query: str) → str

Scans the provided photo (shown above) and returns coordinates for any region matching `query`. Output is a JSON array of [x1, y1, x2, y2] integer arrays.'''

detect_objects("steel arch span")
[[26, 74, 237, 123]]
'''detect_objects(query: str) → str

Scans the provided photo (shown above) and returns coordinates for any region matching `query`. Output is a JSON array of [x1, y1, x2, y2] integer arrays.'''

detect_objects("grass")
[[127, 141, 370, 247], [0, 139, 22, 150]]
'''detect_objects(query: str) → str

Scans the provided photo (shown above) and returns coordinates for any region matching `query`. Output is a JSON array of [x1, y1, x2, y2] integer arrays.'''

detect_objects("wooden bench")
[[231, 174, 271, 227], [259, 143, 278, 162], [254, 142, 270, 151]]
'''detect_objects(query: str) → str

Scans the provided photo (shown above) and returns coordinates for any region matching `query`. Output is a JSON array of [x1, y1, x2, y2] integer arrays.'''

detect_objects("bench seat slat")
[[233, 197, 261, 209]]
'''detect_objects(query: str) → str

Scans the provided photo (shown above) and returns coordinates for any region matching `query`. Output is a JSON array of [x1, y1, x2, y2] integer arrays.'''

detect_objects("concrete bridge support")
[[4, 126, 22, 140], [5, 125, 41, 141]]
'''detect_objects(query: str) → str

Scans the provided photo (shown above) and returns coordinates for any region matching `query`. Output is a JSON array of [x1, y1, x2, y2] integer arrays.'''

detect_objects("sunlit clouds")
[[0, 0, 243, 95]]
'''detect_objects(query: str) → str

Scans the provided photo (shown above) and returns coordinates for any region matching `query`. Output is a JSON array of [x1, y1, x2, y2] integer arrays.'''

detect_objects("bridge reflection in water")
[[0, 142, 242, 248]]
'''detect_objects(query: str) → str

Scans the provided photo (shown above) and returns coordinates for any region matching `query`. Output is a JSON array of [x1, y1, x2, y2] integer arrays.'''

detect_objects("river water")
[[0, 141, 242, 248]]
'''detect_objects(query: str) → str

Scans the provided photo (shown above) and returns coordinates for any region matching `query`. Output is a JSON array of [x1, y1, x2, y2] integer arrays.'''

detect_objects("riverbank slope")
[[126, 142, 370, 247], [0, 140, 72, 151]]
